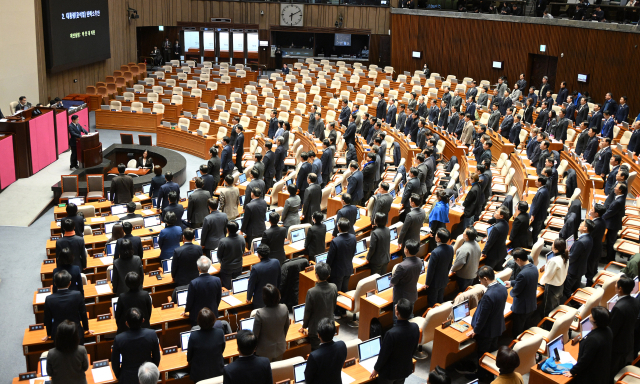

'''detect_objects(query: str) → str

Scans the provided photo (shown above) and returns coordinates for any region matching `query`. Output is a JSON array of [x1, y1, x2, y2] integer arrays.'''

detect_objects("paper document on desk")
[[0, 119, 6, 123], [207, 265, 218, 274], [367, 295, 388, 306], [92, 366, 114, 383], [390, 240, 398, 246], [503, 302, 512, 315], [417, 283, 425, 291], [95, 284, 112, 295], [461, 315, 473, 325], [558, 350, 577, 365], [289, 241, 306, 250], [91, 217, 106, 222], [35, 292, 52, 304], [125, 168, 138, 172], [352, 257, 366, 266], [359, 356, 378, 373], [143, 209, 155, 215], [100, 256, 114, 265], [341, 371, 356, 384], [222, 296, 243, 306]]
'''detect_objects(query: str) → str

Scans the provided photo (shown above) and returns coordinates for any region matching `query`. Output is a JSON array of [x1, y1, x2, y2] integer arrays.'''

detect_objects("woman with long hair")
[[46, 320, 89, 384]]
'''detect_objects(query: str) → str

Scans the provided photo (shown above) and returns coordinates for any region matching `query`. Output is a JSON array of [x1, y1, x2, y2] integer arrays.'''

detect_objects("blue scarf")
[[429, 201, 450, 225]]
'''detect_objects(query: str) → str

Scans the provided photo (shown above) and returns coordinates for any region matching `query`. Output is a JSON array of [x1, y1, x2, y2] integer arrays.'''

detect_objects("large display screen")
[[42, 0, 111, 73], [334, 33, 351, 47]]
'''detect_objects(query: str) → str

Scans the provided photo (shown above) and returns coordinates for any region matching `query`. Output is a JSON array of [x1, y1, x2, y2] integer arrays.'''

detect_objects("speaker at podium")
[[77, 132, 103, 168]]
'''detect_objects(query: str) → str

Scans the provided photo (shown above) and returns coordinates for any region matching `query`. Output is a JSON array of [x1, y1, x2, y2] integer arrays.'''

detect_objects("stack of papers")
[[289, 241, 306, 250], [341, 371, 356, 384], [222, 296, 242, 306], [367, 295, 388, 306], [360, 356, 378, 373], [142, 209, 155, 215], [99, 256, 114, 265], [461, 315, 473, 325], [35, 292, 51, 304], [352, 258, 366, 265], [95, 284, 112, 295], [92, 366, 114, 383], [91, 217, 106, 222], [557, 350, 577, 365], [207, 265, 218, 274]]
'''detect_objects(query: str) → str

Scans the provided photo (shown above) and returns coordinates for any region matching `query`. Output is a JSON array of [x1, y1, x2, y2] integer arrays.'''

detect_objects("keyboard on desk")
[[450, 322, 469, 333]]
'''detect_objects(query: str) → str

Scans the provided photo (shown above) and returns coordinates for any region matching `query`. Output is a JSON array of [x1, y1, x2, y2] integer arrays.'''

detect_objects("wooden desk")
[[95, 110, 163, 133], [528, 341, 579, 384], [107, 167, 150, 176], [11, 364, 117, 384], [156, 125, 217, 159]]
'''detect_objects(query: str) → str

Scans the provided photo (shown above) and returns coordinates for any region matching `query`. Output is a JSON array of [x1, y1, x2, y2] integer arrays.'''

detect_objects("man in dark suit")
[[111, 163, 134, 204], [604, 155, 621, 195], [187, 177, 211, 228], [171, 228, 203, 287], [114, 272, 152, 334], [604, 183, 626, 262], [574, 122, 590, 156], [241, 187, 268, 249], [462, 173, 482, 229], [301, 263, 338, 349], [603, 92, 618, 116], [417, 96, 428, 120], [114, 221, 144, 260], [233, 125, 245, 173], [386, 98, 397, 127], [271, 140, 284, 186], [529, 176, 550, 241], [120, 201, 142, 221], [223, 330, 272, 384], [56, 218, 86, 269], [576, 97, 589, 125], [609, 276, 640, 379], [586, 204, 607, 286], [499, 107, 515, 138], [246, 244, 281, 309], [507, 249, 539, 337], [328, 217, 356, 316], [302, 174, 322, 224], [370, 182, 393, 225], [582, 128, 600, 163], [499, 90, 512, 116], [391, 240, 423, 321], [399, 194, 426, 246], [184, 256, 222, 325], [536, 140, 550, 176], [305, 318, 347, 384], [376, 95, 387, 121], [244, 169, 265, 208], [320, 139, 333, 188], [482, 207, 510, 269], [361, 152, 377, 201], [268, 110, 279, 139], [67, 114, 88, 169], [555, 81, 568, 105], [313, 112, 325, 141], [304, 212, 327, 261], [333, 193, 358, 237], [161, 191, 184, 226], [218, 221, 245, 289], [43, 270, 90, 343], [602, 112, 615, 139], [296, 152, 313, 199], [565, 307, 613, 383], [538, 78, 551, 106], [220, 136, 235, 180], [426, 229, 454, 307], [509, 114, 523, 147], [428, 99, 440, 123], [371, 299, 420, 383], [207, 148, 221, 189], [588, 103, 604, 132], [156, 172, 180, 210], [346, 161, 364, 205], [555, 109, 570, 143], [111, 307, 160, 383], [401, 168, 421, 212], [593, 137, 612, 179], [200, 197, 228, 255], [535, 102, 550, 128], [375, 135, 387, 176], [615, 96, 629, 123], [64, 203, 85, 237], [261, 212, 287, 265], [338, 99, 351, 126], [343, 113, 357, 147], [565, 96, 576, 122], [563, 219, 595, 298]]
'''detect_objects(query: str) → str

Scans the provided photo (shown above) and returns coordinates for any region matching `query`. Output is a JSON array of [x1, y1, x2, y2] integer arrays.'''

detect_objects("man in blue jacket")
[[425, 228, 454, 308], [529, 176, 550, 241], [337, 99, 351, 127], [593, 137, 612, 178], [601, 111, 615, 139], [304, 318, 347, 384], [563, 219, 595, 298], [482, 207, 510, 269], [506, 248, 539, 337], [327, 218, 356, 317], [603, 92, 618, 116], [604, 155, 621, 195], [582, 128, 599, 163], [346, 161, 364, 205], [603, 183, 627, 262], [156, 172, 180, 210], [615, 96, 629, 124], [246, 245, 281, 309], [220, 136, 235, 180], [184, 256, 222, 325], [333, 193, 358, 237]]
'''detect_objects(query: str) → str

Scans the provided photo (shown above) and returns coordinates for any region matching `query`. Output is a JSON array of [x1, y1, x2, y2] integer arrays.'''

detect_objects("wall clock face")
[[281, 4, 304, 27]]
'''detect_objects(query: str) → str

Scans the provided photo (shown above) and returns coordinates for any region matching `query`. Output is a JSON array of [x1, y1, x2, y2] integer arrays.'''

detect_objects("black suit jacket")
[[114, 234, 144, 260], [510, 213, 530, 248], [187, 328, 226, 382], [569, 327, 613, 384], [482, 219, 509, 268], [463, 183, 482, 218], [67, 123, 87, 147], [374, 320, 420, 380], [530, 186, 550, 222], [66, 213, 85, 237], [603, 195, 625, 231], [218, 233, 245, 273], [202, 173, 216, 195], [328, 233, 356, 278], [297, 162, 313, 197], [44, 290, 88, 340], [241, 198, 268, 240], [304, 223, 327, 258], [201, 211, 228, 250], [333, 204, 358, 236], [208, 157, 222, 186], [112, 256, 144, 295], [157, 181, 180, 209], [535, 109, 549, 128], [589, 217, 606, 261], [149, 175, 166, 198], [186, 274, 222, 325], [583, 136, 599, 164], [56, 235, 86, 269], [305, 340, 347, 384], [52, 264, 84, 295], [172, 242, 203, 286], [246, 257, 281, 308], [426, 244, 454, 290], [261, 226, 287, 265], [223, 354, 272, 384], [401, 177, 421, 209], [111, 328, 161, 383], [162, 203, 185, 226], [111, 174, 134, 204], [509, 263, 538, 314], [568, 234, 593, 278], [302, 184, 322, 223], [115, 289, 152, 334], [610, 295, 640, 356]]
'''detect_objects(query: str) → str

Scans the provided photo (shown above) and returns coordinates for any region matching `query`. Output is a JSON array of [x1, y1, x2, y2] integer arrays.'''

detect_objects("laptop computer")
[[105, 221, 121, 235], [566, 235, 575, 251], [252, 238, 261, 252], [235, 217, 243, 229], [111, 204, 127, 216], [390, 227, 398, 241], [581, 316, 593, 338], [355, 239, 367, 256], [293, 362, 307, 384], [210, 250, 219, 263], [453, 300, 470, 322], [287, 179, 294, 186], [144, 215, 161, 228], [40, 357, 48, 377], [240, 317, 256, 331], [68, 197, 84, 206], [376, 273, 392, 293], [105, 242, 116, 257], [180, 331, 191, 351], [548, 334, 564, 358], [162, 259, 172, 274], [196, 170, 202, 178], [323, 218, 335, 233], [194, 228, 202, 241], [238, 173, 247, 184], [232, 275, 250, 294], [153, 235, 159, 249], [335, 184, 342, 195], [142, 183, 151, 195], [293, 303, 305, 323], [315, 252, 328, 265], [290, 228, 306, 243], [176, 288, 188, 307], [358, 336, 381, 364]]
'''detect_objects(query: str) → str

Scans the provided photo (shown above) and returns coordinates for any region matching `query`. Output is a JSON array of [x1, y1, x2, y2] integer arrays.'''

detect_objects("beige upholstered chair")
[[336, 273, 380, 326], [409, 302, 454, 359], [60, 176, 79, 203], [86, 175, 104, 201]]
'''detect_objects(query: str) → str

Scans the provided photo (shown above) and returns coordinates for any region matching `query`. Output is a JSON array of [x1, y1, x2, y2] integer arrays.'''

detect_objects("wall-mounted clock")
[[280, 4, 304, 27]]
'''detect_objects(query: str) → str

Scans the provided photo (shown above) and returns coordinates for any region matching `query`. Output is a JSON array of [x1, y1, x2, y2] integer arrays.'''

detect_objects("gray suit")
[[488, 110, 501, 130], [477, 92, 488, 108], [368, 227, 391, 275], [254, 304, 290, 360], [187, 189, 211, 228], [308, 114, 317, 134], [219, 186, 240, 219], [282, 195, 301, 227], [314, 118, 325, 141], [201, 211, 229, 251], [451, 240, 482, 280], [303, 281, 338, 345], [370, 193, 393, 225], [302, 184, 322, 224], [398, 207, 425, 245]]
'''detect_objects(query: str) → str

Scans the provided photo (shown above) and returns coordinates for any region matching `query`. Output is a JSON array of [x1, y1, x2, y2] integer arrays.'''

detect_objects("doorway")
[[528, 54, 558, 91]]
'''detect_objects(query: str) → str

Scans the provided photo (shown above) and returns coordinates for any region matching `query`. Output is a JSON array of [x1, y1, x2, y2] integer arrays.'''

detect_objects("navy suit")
[[268, 118, 279, 139], [628, 129, 640, 155], [482, 219, 509, 269], [466, 102, 476, 119], [171, 242, 203, 286], [111, 328, 160, 383], [499, 115, 514, 138], [603, 99, 618, 116], [347, 170, 364, 204], [305, 340, 347, 384], [220, 144, 234, 175], [588, 110, 603, 132], [44, 289, 89, 341], [296, 162, 313, 198], [185, 273, 222, 325], [530, 185, 550, 240], [510, 262, 539, 336], [509, 122, 522, 146], [603, 195, 626, 261], [374, 320, 420, 381], [344, 122, 356, 147], [338, 106, 351, 125], [426, 244, 454, 307], [563, 234, 593, 298], [223, 355, 272, 384], [156, 181, 180, 209], [246, 257, 281, 308], [583, 137, 599, 163], [386, 104, 397, 127], [333, 204, 358, 236], [604, 165, 619, 195], [52, 264, 84, 295], [327, 233, 356, 294], [593, 147, 612, 177], [615, 104, 629, 123], [114, 234, 144, 260], [471, 282, 508, 365], [602, 117, 615, 139]]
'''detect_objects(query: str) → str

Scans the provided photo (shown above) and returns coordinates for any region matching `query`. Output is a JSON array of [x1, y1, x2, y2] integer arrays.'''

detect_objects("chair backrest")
[[320, 184, 333, 211], [513, 333, 544, 375], [171, 95, 183, 105], [139, 135, 153, 145], [131, 102, 143, 112], [345, 338, 363, 360], [62, 175, 78, 193], [579, 287, 604, 321], [530, 238, 545, 267], [198, 122, 210, 135], [421, 302, 454, 344], [109, 100, 122, 111], [495, 268, 512, 282], [120, 133, 134, 144], [599, 274, 621, 307], [547, 311, 575, 346], [146, 93, 158, 103], [495, 153, 508, 169], [352, 274, 380, 313], [127, 159, 137, 168], [77, 204, 96, 218], [152, 103, 165, 114]]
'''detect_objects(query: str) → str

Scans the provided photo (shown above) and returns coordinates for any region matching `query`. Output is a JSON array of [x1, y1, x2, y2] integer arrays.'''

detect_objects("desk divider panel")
[[0, 135, 16, 189], [55, 111, 69, 154], [28, 111, 57, 174]]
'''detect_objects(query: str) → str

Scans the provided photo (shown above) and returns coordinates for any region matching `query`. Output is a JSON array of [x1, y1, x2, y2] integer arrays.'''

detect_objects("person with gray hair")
[[184, 256, 222, 326], [138, 362, 159, 384]]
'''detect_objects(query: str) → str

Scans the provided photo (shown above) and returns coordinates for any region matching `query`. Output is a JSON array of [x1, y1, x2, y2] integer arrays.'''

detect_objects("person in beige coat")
[[218, 174, 240, 220], [460, 113, 475, 146], [253, 284, 290, 361]]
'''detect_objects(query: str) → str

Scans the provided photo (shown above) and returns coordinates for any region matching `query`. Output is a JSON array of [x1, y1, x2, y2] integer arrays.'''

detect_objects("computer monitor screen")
[[176, 289, 188, 307], [210, 250, 219, 264], [291, 228, 305, 243], [153, 236, 159, 249], [142, 183, 151, 194], [144, 215, 161, 227], [162, 259, 172, 274], [376, 273, 392, 293], [232, 276, 250, 294], [40, 358, 48, 377], [180, 331, 191, 351], [240, 317, 255, 331], [581, 316, 593, 337], [566, 235, 575, 251], [196, 170, 202, 178], [253, 239, 261, 251], [194, 228, 201, 241], [105, 242, 115, 256], [356, 209, 361, 220], [68, 197, 84, 206], [286, 178, 293, 186], [390, 189, 396, 198], [355, 239, 366, 255], [111, 204, 127, 216], [335, 184, 342, 195], [449, 194, 455, 208], [632, 277, 639, 295], [182, 210, 188, 221], [105, 221, 120, 234], [548, 334, 564, 358], [111, 297, 118, 313], [608, 294, 619, 311], [315, 252, 328, 264], [323, 218, 335, 233], [293, 304, 305, 323], [266, 210, 274, 222], [239, 195, 246, 205], [390, 227, 398, 241], [293, 362, 307, 384], [235, 217, 243, 228], [334, 33, 351, 47], [238, 173, 247, 184], [453, 300, 470, 322], [358, 337, 381, 362]]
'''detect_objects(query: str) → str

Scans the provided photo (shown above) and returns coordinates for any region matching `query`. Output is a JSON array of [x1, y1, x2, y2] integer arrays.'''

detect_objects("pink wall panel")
[[56, 111, 69, 154], [0, 136, 16, 189], [29, 111, 57, 174]]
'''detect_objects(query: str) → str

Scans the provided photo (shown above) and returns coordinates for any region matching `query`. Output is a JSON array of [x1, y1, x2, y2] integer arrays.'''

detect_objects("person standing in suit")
[[43, 270, 91, 343], [305, 318, 347, 384], [605, 155, 621, 196], [201, 197, 228, 256], [269, 139, 283, 187], [391, 240, 423, 321], [220, 137, 235, 180], [110, 164, 134, 204], [149, 166, 166, 199], [300, 263, 338, 349], [505, 248, 539, 337], [253, 284, 289, 361], [327, 218, 356, 317], [343, 113, 357, 147], [67, 115, 88, 170], [208, 147, 222, 189], [313, 112, 325, 141], [499, 107, 515, 138], [296, 152, 313, 198], [46, 320, 89, 384], [200, 164, 216, 196], [593, 137, 612, 178], [386, 98, 398, 127], [563, 219, 595, 298], [161, 191, 184, 227], [461, 173, 481, 229], [233, 125, 245, 173], [370, 299, 420, 383], [111, 308, 160, 384], [184, 256, 222, 326], [428, 99, 440, 123], [114, 271, 151, 334], [345, 162, 364, 206], [309, 151, 322, 187], [575, 97, 589, 125], [304, 212, 327, 262], [574, 122, 590, 156], [333, 193, 358, 236], [509, 202, 530, 249], [609, 276, 640, 379], [218, 221, 245, 289], [171, 228, 203, 287], [302, 174, 322, 224], [244, 169, 265, 208], [187, 178, 211, 228], [162, 38, 172, 63], [376, 95, 388, 121], [582, 128, 600, 163], [247, 245, 281, 309], [156, 172, 180, 210], [242, 187, 268, 249], [615, 96, 629, 124], [308, 105, 318, 133], [56, 218, 87, 269], [158, 211, 182, 261], [399, 194, 426, 247], [187, 307, 225, 382], [223, 330, 272, 384], [281, 184, 301, 230], [369, 182, 393, 225], [460, 113, 475, 146], [260, 213, 287, 266], [367, 213, 391, 276], [52, 248, 83, 295], [452, 227, 482, 293], [64, 203, 85, 237], [586, 204, 607, 286], [426, 229, 454, 308], [219, 175, 240, 220], [337, 99, 351, 126], [509, 115, 523, 147], [111, 239, 144, 295], [320, 139, 333, 188], [563, 306, 612, 384], [603, 183, 627, 262], [529, 176, 550, 241], [482, 207, 510, 269]]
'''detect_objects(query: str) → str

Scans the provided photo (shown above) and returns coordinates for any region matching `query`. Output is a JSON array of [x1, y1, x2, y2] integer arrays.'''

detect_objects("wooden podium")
[[77, 133, 102, 168]]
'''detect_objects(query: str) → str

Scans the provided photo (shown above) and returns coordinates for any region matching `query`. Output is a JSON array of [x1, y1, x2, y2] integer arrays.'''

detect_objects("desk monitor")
[[144, 215, 161, 228], [632, 277, 639, 295], [286, 179, 294, 186], [176, 288, 188, 307], [608, 294, 619, 311], [358, 336, 381, 362], [323, 218, 335, 233], [581, 316, 593, 338], [210, 250, 219, 264], [390, 227, 398, 241], [162, 259, 172, 274], [68, 197, 84, 206], [196, 170, 202, 178], [182, 210, 188, 221], [293, 303, 305, 323], [252, 238, 261, 251], [239, 195, 246, 206], [449, 193, 455, 208], [153, 236, 159, 249], [235, 217, 243, 229], [240, 317, 255, 331], [355, 239, 367, 255], [194, 228, 202, 241], [315, 252, 328, 265], [453, 300, 470, 322], [291, 228, 306, 243], [142, 183, 151, 195], [566, 235, 575, 251], [390, 189, 396, 198], [111, 204, 127, 216], [105, 221, 121, 235], [548, 334, 564, 358], [105, 242, 116, 257], [40, 358, 48, 377], [180, 331, 191, 351], [232, 275, 250, 294], [111, 297, 118, 313], [187, 189, 195, 198], [293, 362, 307, 384], [238, 173, 247, 184], [376, 273, 392, 293], [335, 184, 342, 195]]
